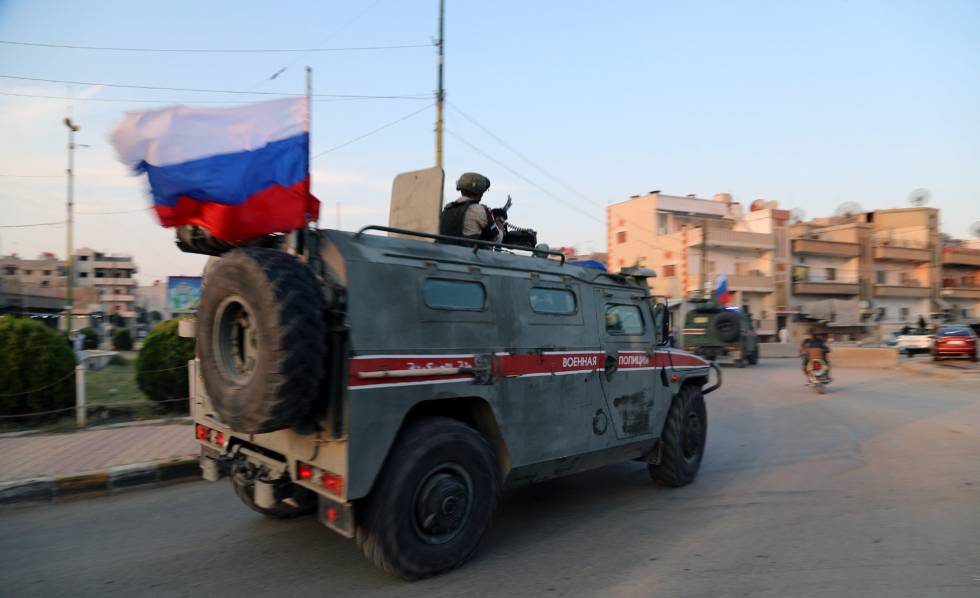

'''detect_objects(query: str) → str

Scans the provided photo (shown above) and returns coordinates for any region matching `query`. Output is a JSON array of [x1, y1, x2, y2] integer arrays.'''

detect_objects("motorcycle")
[[805, 357, 831, 394]]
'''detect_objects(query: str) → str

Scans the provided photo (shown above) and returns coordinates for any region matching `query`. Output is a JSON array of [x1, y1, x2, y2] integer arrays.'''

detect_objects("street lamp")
[[64, 117, 79, 331]]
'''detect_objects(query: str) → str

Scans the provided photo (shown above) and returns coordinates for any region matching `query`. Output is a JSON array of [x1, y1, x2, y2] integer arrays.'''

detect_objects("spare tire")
[[712, 311, 741, 344], [198, 248, 327, 433]]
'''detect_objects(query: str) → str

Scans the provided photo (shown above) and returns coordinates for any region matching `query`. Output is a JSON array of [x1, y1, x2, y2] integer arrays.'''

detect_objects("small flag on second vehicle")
[[110, 97, 319, 242], [715, 273, 730, 304]]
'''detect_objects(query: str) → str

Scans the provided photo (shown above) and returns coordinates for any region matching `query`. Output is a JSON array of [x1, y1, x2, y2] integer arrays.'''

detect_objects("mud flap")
[[200, 454, 223, 482], [318, 496, 356, 539]]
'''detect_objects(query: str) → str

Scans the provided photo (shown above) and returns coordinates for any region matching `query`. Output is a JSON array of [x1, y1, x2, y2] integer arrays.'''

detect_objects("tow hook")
[[703, 362, 722, 395]]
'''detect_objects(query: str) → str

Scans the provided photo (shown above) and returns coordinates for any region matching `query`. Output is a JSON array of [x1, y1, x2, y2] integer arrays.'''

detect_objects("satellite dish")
[[789, 208, 806, 223], [835, 201, 864, 217], [908, 188, 931, 207], [971, 221, 980, 238], [750, 199, 766, 211]]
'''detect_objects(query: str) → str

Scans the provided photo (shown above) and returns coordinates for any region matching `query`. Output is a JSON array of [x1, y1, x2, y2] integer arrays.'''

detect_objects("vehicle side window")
[[422, 279, 486, 311], [530, 287, 576, 315], [605, 304, 644, 335]]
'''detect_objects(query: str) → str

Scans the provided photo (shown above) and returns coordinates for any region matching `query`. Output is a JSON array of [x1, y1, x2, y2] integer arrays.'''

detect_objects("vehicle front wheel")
[[649, 384, 707, 488], [230, 463, 317, 519], [356, 417, 499, 580]]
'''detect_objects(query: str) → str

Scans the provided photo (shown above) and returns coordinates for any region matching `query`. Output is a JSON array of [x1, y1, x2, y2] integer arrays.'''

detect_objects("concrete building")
[[135, 280, 170, 320], [607, 192, 978, 341], [73, 247, 138, 319], [607, 192, 788, 337]]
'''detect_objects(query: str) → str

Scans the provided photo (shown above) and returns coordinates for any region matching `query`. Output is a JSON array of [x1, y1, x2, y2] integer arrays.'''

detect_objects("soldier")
[[439, 172, 502, 243]]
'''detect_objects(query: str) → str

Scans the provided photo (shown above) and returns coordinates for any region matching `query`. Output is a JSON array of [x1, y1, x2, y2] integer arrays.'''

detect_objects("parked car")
[[932, 325, 978, 361], [895, 329, 933, 356]]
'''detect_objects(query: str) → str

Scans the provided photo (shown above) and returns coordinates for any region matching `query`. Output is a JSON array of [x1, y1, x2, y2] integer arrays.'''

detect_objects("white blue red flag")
[[714, 273, 731, 304], [110, 98, 319, 242]]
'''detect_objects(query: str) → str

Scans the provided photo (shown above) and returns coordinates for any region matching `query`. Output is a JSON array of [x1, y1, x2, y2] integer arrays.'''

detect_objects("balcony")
[[942, 247, 980, 267], [92, 260, 135, 270], [728, 274, 775, 292], [103, 294, 136, 302], [93, 277, 135, 286], [793, 281, 860, 295], [941, 286, 980, 300], [873, 284, 930, 298], [873, 243, 931, 262], [686, 228, 773, 251], [792, 238, 860, 258]]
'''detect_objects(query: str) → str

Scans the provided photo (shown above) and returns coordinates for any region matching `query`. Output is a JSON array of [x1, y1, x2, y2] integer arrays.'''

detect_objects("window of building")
[[664, 250, 673, 259], [529, 288, 577, 315], [880, 307, 888, 320], [79, 272, 88, 278], [3, 266, 15, 276], [899, 307, 910, 320], [825, 268, 837, 281], [616, 231, 627, 244], [79, 255, 88, 261], [24, 269, 32, 275], [41, 280, 49, 288], [876, 270, 886, 284], [422, 279, 486, 311], [663, 264, 676, 277], [963, 308, 970, 319], [792, 265, 809, 282], [657, 213, 669, 235], [605, 304, 644, 335], [899, 272, 912, 285], [43, 270, 51, 276]]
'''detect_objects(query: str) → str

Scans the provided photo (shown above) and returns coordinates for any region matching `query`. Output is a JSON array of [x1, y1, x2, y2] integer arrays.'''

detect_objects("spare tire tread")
[[199, 247, 327, 433]]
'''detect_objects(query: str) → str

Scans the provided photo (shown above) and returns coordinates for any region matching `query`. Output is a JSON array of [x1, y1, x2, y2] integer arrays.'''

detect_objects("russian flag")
[[715, 273, 731, 305], [110, 97, 319, 242]]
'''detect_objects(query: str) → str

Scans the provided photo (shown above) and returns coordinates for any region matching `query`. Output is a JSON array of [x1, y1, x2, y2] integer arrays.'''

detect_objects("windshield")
[[939, 327, 974, 337]]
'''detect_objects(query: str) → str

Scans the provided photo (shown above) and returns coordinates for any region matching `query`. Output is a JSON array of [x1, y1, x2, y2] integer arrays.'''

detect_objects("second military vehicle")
[[184, 222, 721, 580], [681, 299, 759, 367]]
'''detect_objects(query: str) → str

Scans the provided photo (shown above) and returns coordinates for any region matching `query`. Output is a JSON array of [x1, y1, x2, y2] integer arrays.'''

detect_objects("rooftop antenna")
[[834, 201, 864, 218], [908, 188, 931, 207]]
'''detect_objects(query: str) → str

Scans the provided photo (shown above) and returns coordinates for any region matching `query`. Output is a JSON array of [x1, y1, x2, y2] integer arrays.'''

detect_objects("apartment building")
[[608, 192, 977, 340], [73, 247, 139, 318], [607, 192, 790, 337], [0, 248, 139, 321]]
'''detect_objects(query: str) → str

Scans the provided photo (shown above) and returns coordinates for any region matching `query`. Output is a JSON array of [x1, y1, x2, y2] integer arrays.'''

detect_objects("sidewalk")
[[0, 423, 200, 504]]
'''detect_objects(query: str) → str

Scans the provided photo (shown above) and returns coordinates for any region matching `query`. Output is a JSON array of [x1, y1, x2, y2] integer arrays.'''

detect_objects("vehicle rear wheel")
[[649, 385, 707, 488], [197, 248, 327, 434], [230, 462, 317, 519], [356, 417, 499, 580]]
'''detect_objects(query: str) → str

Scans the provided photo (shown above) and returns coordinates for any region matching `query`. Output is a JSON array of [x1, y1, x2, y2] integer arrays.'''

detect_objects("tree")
[[110, 312, 126, 328], [112, 327, 134, 351], [0, 316, 76, 423], [136, 308, 149, 325], [136, 319, 194, 411], [149, 310, 163, 323]]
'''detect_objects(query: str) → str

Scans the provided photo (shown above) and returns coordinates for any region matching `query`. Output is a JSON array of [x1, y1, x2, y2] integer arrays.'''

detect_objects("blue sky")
[[1, 0, 978, 282]]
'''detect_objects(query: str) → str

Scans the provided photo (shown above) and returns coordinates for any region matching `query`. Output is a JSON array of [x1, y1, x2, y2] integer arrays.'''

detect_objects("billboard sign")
[[168, 276, 202, 313]]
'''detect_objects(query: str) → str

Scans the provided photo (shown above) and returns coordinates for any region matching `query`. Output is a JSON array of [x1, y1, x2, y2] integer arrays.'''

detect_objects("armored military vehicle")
[[681, 299, 759, 367], [186, 224, 721, 580]]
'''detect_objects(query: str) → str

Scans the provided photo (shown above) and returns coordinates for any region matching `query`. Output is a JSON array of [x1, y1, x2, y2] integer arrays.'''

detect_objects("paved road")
[[2, 361, 979, 597]]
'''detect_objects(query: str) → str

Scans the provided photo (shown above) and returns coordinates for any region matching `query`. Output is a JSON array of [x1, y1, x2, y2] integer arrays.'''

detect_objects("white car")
[[895, 330, 933, 355]]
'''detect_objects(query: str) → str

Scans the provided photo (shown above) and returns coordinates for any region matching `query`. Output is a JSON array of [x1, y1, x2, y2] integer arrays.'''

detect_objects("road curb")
[[0, 455, 200, 507], [896, 361, 965, 381]]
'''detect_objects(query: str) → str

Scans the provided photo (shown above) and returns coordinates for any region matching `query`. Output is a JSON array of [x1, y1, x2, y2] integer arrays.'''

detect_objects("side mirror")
[[653, 303, 670, 346]]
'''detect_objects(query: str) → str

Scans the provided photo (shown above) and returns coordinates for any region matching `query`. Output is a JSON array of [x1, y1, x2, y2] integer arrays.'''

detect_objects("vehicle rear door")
[[594, 287, 665, 440]]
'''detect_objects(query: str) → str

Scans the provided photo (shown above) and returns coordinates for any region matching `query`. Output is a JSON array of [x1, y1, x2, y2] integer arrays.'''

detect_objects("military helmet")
[[456, 172, 491, 196]]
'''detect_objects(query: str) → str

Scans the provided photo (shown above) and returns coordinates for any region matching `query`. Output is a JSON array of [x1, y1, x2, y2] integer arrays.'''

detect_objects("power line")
[[76, 207, 153, 215], [0, 220, 64, 229], [0, 74, 430, 99], [313, 103, 433, 159], [0, 90, 427, 104], [448, 101, 604, 210], [0, 39, 433, 54]]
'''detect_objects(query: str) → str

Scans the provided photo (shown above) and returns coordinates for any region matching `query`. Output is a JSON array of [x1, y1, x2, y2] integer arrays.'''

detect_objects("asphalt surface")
[[2, 360, 979, 598]]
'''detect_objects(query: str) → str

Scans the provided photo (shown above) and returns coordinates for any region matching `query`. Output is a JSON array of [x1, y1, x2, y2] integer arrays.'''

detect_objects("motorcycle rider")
[[439, 172, 502, 244], [800, 328, 831, 385]]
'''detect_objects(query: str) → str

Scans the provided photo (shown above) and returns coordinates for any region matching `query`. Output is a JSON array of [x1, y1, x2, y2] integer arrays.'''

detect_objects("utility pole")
[[435, 0, 445, 168], [64, 117, 80, 331]]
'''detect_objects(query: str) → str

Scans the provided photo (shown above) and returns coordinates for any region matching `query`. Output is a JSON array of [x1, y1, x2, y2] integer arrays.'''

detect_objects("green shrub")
[[0, 316, 76, 423], [112, 328, 134, 351], [108, 353, 129, 366], [136, 319, 194, 410], [79, 327, 99, 350]]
